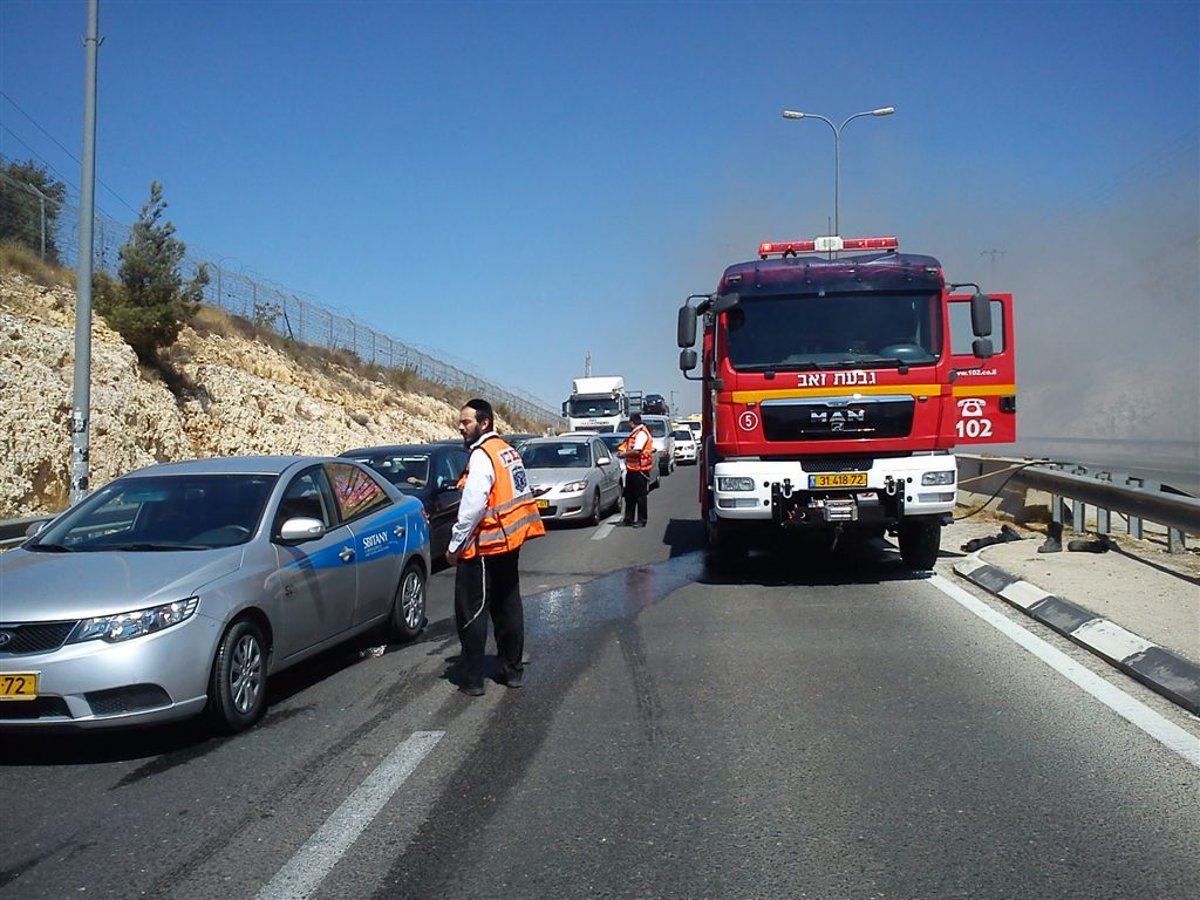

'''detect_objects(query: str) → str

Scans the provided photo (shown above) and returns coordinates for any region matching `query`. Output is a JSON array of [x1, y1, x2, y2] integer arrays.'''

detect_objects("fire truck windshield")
[[723, 291, 939, 371]]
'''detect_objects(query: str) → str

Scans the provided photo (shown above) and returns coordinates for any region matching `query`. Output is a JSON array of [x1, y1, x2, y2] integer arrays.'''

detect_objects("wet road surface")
[[2, 471, 1197, 899]]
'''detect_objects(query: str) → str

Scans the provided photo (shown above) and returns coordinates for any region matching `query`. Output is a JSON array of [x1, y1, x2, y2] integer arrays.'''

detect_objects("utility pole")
[[584, 350, 591, 377], [70, 0, 101, 505]]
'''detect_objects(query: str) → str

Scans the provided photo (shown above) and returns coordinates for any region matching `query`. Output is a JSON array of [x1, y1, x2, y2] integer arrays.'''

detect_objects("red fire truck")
[[676, 235, 1016, 571]]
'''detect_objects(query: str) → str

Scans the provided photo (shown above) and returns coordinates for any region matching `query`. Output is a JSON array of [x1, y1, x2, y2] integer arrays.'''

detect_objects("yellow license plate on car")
[[0, 673, 38, 701], [536, 499, 550, 509], [808, 472, 868, 489]]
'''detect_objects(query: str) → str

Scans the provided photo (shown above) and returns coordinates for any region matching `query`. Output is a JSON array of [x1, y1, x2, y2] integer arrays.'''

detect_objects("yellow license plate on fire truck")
[[808, 473, 868, 489], [0, 673, 38, 700]]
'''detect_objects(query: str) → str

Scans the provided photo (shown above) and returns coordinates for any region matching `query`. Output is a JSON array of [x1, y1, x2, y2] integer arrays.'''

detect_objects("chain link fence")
[[0, 170, 559, 424]]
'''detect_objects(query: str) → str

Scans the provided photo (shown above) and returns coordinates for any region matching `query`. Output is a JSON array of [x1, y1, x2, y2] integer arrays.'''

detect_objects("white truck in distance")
[[562, 376, 633, 433]]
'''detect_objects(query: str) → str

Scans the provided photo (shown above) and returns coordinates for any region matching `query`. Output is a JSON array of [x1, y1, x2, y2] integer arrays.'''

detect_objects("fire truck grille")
[[796, 457, 875, 473], [761, 396, 914, 442]]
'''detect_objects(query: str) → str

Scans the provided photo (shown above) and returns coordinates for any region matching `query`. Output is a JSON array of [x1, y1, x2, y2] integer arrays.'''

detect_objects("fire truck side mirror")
[[677, 306, 697, 348], [710, 292, 740, 315], [970, 292, 993, 337], [972, 337, 994, 359], [679, 349, 698, 372]]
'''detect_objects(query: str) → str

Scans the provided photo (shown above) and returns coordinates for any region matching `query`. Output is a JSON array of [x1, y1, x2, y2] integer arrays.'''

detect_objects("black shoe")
[[499, 669, 524, 689], [458, 683, 485, 697], [632, 521, 646, 528], [620, 520, 634, 527]]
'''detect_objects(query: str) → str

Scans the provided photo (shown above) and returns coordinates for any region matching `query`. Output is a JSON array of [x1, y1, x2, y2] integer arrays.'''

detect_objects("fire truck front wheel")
[[898, 518, 941, 571], [707, 520, 746, 573]]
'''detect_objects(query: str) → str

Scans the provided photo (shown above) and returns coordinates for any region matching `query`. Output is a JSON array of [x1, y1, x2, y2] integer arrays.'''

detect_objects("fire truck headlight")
[[717, 477, 756, 492], [921, 471, 956, 486]]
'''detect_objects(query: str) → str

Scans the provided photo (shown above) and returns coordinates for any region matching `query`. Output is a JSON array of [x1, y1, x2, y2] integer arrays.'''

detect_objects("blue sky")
[[1, 1, 1197, 437]]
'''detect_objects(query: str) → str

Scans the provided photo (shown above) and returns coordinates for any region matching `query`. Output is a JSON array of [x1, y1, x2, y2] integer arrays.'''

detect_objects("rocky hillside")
[[0, 271, 509, 518]]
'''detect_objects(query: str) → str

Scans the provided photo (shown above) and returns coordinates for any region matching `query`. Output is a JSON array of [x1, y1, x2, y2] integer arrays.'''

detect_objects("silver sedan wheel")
[[231, 632, 264, 715], [401, 567, 424, 631], [390, 561, 427, 642]]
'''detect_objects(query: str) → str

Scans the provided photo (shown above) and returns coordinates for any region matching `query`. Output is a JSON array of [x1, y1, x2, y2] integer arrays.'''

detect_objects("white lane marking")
[[929, 575, 1200, 768], [255, 730, 444, 900], [592, 516, 621, 540]]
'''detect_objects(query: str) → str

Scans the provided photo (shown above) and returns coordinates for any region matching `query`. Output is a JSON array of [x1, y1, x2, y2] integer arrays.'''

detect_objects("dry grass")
[[0, 241, 74, 289]]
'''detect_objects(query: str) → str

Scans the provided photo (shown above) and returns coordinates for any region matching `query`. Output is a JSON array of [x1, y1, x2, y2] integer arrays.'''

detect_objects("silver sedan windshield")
[[520, 442, 593, 468], [29, 474, 277, 552]]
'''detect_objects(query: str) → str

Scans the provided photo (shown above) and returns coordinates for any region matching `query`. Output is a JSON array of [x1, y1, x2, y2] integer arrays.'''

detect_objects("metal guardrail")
[[0, 514, 53, 550], [957, 454, 1198, 551]]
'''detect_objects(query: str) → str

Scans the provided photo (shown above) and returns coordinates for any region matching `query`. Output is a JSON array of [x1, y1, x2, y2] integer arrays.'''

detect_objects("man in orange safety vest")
[[446, 398, 545, 696], [618, 412, 654, 528]]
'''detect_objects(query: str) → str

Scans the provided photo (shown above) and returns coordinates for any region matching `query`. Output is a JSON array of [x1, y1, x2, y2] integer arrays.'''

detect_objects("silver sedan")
[[0, 456, 430, 733], [520, 436, 623, 525]]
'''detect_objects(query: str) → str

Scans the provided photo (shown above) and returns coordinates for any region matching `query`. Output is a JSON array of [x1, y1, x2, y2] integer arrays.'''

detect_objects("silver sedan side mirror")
[[278, 517, 325, 543]]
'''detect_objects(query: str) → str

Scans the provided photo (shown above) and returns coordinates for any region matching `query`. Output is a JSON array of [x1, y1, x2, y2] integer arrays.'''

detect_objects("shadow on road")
[[698, 535, 934, 588]]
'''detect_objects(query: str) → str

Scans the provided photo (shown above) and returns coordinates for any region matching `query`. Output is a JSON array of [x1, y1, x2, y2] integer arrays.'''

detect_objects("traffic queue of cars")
[[0, 418, 682, 734]]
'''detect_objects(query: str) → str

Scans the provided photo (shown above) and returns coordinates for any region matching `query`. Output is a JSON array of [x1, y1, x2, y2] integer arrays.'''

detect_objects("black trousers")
[[454, 548, 524, 688], [623, 470, 649, 524]]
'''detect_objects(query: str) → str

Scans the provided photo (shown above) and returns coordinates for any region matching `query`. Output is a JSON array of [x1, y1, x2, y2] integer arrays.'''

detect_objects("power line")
[[0, 126, 78, 195], [0, 89, 137, 215], [0, 143, 120, 222]]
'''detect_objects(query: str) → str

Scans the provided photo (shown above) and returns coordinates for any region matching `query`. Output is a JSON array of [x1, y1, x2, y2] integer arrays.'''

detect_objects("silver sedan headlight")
[[559, 480, 589, 493], [69, 597, 200, 643]]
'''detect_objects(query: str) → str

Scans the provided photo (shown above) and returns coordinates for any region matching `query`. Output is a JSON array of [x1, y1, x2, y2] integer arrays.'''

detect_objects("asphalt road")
[[2, 468, 1198, 899]]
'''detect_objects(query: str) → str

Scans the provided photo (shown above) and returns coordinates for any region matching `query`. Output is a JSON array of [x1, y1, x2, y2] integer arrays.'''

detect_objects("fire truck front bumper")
[[710, 456, 958, 525]]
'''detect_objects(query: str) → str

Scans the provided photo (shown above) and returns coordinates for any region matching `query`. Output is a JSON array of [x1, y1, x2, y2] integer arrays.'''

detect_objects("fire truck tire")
[[898, 519, 941, 571], [707, 521, 745, 572]]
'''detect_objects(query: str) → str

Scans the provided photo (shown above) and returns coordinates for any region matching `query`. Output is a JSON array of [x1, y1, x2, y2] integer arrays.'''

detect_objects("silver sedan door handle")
[[339, 546, 355, 563]]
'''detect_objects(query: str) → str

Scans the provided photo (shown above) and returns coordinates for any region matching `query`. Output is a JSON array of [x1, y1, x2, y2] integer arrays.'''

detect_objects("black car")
[[500, 433, 541, 448], [642, 393, 668, 416], [340, 442, 469, 559]]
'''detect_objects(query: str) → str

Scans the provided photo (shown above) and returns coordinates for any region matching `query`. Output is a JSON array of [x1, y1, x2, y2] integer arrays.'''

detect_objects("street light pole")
[[781, 106, 895, 236], [70, 0, 100, 506]]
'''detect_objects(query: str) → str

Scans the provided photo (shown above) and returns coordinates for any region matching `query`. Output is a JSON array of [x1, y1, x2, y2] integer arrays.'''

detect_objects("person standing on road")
[[618, 412, 654, 528], [445, 399, 546, 696]]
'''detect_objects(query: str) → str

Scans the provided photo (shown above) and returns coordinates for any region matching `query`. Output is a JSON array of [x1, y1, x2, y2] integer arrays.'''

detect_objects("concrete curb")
[[953, 554, 1200, 716]]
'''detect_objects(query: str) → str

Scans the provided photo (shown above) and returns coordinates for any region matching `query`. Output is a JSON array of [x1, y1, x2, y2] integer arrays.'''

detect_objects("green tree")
[[0, 159, 68, 263], [97, 181, 209, 364]]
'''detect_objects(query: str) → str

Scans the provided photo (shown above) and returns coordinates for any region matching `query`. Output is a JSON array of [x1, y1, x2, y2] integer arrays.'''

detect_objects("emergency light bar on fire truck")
[[758, 236, 899, 258]]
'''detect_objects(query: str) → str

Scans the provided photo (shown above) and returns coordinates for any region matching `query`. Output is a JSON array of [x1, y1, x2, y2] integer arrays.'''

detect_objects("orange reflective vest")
[[620, 424, 655, 473], [456, 436, 546, 559]]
